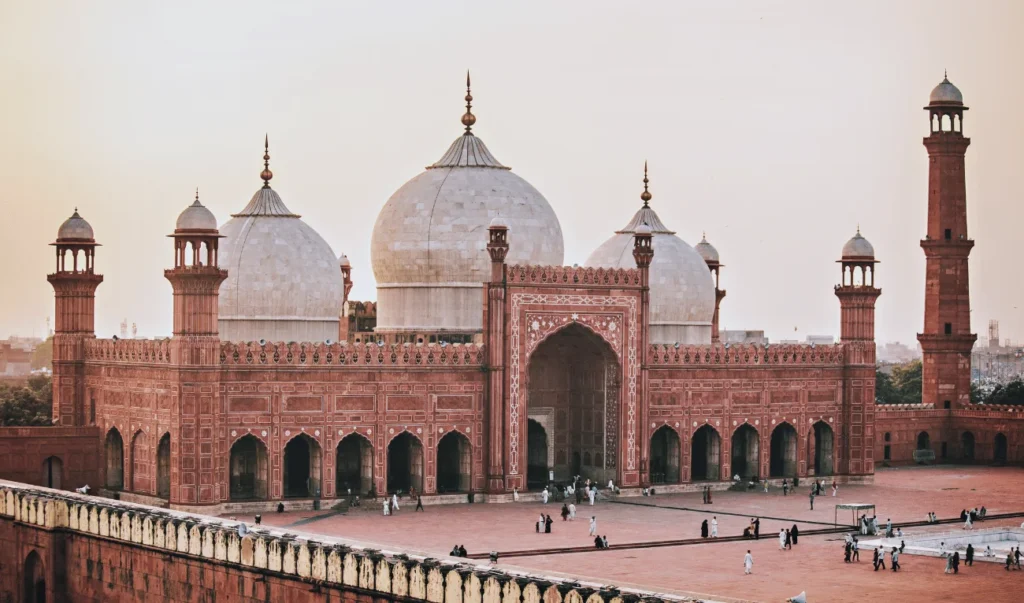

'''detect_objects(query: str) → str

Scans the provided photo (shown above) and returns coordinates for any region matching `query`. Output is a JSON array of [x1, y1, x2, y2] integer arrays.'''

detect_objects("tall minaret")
[[48, 209, 103, 426], [835, 228, 881, 343], [695, 234, 725, 342], [164, 190, 227, 362], [918, 74, 976, 409]]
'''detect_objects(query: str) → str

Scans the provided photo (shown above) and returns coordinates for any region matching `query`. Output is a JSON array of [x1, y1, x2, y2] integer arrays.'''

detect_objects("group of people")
[[960, 506, 986, 529], [701, 486, 713, 504], [538, 477, 602, 506], [873, 546, 901, 571], [776, 525, 800, 549], [449, 544, 468, 557], [742, 517, 761, 540], [559, 502, 578, 521], [593, 534, 611, 549], [381, 492, 426, 515], [641, 486, 657, 496], [700, 517, 719, 538], [536, 513, 554, 533]]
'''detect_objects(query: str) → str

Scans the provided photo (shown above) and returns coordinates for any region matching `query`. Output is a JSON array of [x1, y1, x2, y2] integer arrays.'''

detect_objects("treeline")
[[0, 374, 53, 426], [875, 359, 1024, 405]]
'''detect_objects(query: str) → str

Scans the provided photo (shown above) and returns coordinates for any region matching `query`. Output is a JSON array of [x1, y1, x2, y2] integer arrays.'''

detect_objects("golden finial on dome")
[[260, 134, 273, 187], [461, 70, 476, 133], [640, 161, 652, 207]]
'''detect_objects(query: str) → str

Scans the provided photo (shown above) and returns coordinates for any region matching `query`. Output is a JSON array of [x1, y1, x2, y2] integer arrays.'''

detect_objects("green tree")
[[0, 375, 53, 426], [875, 360, 922, 404], [31, 337, 53, 371], [985, 378, 1024, 405]]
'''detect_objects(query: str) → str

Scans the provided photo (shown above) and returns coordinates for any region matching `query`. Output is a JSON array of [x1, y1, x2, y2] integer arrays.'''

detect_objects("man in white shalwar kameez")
[[542, 488, 549, 504], [383, 499, 390, 516], [569, 503, 576, 520], [779, 529, 787, 550], [589, 516, 598, 536], [744, 550, 753, 574], [588, 488, 596, 506], [711, 516, 718, 538], [391, 493, 400, 512]]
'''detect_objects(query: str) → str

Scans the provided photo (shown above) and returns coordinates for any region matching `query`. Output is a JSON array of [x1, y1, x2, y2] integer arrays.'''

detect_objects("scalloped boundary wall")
[[0, 480, 704, 603]]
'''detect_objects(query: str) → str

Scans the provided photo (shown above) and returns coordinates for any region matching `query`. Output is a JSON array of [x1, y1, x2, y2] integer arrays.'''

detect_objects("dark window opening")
[[943, 400, 951, 409], [884, 432, 891, 442], [944, 229, 952, 240], [944, 323, 952, 335], [883, 445, 891, 461], [940, 442, 947, 458]]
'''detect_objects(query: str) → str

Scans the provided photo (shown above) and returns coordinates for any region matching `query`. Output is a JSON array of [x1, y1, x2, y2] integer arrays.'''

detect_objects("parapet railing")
[[648, 343, 845, 366], [219, 341, 485, 367], [505, 264, 642, 287], [85, 338, 172, 364], [0, 481, 700, 603]]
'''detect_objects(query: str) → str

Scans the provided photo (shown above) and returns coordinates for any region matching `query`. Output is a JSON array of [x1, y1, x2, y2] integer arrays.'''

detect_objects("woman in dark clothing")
[[952, 551, 960, 574], [791, 524, 799, 545], [544, 514, 553, 533], [701, 519, 709, 538], [561, 504, 569, 521]]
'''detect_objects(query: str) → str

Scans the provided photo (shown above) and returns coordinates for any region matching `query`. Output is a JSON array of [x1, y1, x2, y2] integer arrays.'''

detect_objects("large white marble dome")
[[370, 91, 564, 333], [217, 151, 343, 343], [586, 189, 715, 345]]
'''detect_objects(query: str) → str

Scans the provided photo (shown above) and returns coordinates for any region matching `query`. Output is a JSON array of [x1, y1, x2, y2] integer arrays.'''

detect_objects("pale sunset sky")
[[1, 1, 1021, 344]]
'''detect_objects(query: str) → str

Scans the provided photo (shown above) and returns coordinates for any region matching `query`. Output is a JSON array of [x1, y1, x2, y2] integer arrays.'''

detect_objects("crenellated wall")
[[0, 480, 703, 603]]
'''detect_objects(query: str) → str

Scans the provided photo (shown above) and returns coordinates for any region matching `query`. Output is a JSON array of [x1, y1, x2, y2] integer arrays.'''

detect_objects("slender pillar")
[[485, 218, 509, 493]]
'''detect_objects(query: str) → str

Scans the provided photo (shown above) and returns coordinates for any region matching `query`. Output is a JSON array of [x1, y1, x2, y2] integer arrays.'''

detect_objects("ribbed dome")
[[57, 210, 95, 241], [695, 233, 720, 264], [371, 124, 563, 332], [218, 171, 343, 342], [929, 76, 963, 105], [586, 202, 715, 345], [842, 229, 874, 259], [175, 194, 218, 231]]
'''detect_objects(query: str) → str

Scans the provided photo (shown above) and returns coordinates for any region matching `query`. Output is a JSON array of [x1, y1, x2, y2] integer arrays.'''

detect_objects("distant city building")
[[972, 327, 1024, 385], [877, 341, 921, 364], [0, 338, 40, 376], [719, 330, 768, 345]]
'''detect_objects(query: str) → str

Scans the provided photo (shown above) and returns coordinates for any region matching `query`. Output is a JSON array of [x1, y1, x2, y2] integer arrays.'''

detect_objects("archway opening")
[[527, 323, 619, 484], [23, 550, 45, 603], [961, 431, 975, 461], [649, 426, 680, 484], [770, 423, 798, 478], [156, 434, 171, 498], [813, 422, 834, 476], [437, 431, 472, 493], [42, 456, 63, 490], [336, 434, 373, 496], [130, 430, 149, 493], [994, 433, 1008, 464], [526, 419, 549, 489], [229, 435, 268, 500], [691, 425, 721, 481], [283, 434, 322, 498], [387, 432, 423, 494], [916, 431, 930, 451], [104, 428, 124, 490], [731, 424, 759, 480]]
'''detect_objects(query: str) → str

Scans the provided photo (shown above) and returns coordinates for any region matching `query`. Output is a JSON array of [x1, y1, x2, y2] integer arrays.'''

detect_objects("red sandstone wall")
[[0, 519, 367, 602], [875, 406, 1024, 464], [0, 426, 101, 490]]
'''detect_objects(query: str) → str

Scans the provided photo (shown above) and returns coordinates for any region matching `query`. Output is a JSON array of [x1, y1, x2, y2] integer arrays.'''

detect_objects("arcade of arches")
[[526, 324, 619, 486]]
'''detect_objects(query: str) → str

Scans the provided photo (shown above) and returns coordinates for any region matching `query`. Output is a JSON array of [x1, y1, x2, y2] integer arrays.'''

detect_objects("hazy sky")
[[2, 1, 1022, 344]]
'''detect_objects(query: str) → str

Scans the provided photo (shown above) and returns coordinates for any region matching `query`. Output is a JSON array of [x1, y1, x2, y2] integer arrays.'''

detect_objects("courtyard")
[[228, 466, 1022, 603]]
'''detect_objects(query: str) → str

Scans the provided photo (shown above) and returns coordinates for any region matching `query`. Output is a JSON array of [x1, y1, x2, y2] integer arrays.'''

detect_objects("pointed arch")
[[129, 429, 149, 493], [437, 430, 472, 493], [649, 425, 680, 484], [156, 433, 171, 499], [104, 427, 124, 490], [770, 422, 798, 477], [387, 431, 424, 494], [229, 433, 269, 500], [730, 424, 759, 480], [690, 424, 721, 481], [336, 432, 374, 496], [42, 456, 63, 490], [283, 432, 323, 498], [810, 421, 834, 476], [526, 419, 549, 490], [23, 549, 45, 603]]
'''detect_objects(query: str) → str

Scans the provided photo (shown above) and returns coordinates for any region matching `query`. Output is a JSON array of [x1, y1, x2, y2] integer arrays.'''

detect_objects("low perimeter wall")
[[0, 426, 101, 489], [0, 480, 699, 603]]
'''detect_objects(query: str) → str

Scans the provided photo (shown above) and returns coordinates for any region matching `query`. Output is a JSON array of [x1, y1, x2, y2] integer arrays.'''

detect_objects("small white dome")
[[338, 254, 351, 268], [489, 216, 509, 229], [695, 233, 719, 264], [175, 194, 218, 231], [218, 175, 343, 342], [929, 76, 963, 105], [635, 223, 652, 235], [842, 229, 875, 259], [586, 203, 715, 345], [57, 210, 94, 241]]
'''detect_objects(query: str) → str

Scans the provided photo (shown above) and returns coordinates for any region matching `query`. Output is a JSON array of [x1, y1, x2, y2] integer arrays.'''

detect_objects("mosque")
[[34, 74, 1015, 512]]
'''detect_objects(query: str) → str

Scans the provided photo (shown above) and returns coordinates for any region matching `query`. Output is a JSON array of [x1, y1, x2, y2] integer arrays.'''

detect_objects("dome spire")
[[260, 134, 273, 188], [640, 161, 652, 207], [462, 70, 476, 134]]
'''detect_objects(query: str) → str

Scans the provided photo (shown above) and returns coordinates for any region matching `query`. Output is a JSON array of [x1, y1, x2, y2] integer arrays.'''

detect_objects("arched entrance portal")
[[437, 431, 472, 493], [961, 432, 975, 461], [104, 428, 124, 490], [23, 550, 45, 603], [387, 432, 423, 494], [916, 431, 930, 451], [130, 430, 149, 493], [649, 426, 680, 484], [770, 423, 797, 477], [994, 433, 1008, 463], [526, 420, 549, 489], [156, 434, 171, 498], [813, 422, 834, 476], [731, 424, 759, 480], [283, 434, 323, 498], [691, 425, 721, 481], [229, 435, 268, 500], [42, 456, 63, 490], [527, 323, 619, 484], [336, 434, 373, 496]]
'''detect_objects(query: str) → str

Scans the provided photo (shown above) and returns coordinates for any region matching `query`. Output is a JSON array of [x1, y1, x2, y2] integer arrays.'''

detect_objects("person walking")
[[711, 516, 719, 538], [782, 479, 789, 496], [785, 529, 792, 550], [513, 487, 519, 502], [542, 487, 549, 504], [877, 547, 886, 571], [589, 516, 597, 537], [754, 518, 760, 540], [778, 528, 787, 550], [701, 519, 709, 539], [383, 498, 390, 516], [415, 495, 424, 512], [952, 551, 960, 574], [568, 502, 576, 520], [852, 538, 860, 562], [809, 490, 815, 511], [944, 552, 954, 574], [832, 479, 838, 497], [843, 541, 851, 563], [872, 547, 880, 571], [966, 543, 974, 567], [707, 488, 712, 504], [561, 503, 570, 521], [544, 514, 553, 533], [744, 550, 754, 575], [790, 524, 799, 545], [588, 487, 596, 506], [702, 486, 708, 504], [891, 547, 900, 571], [964, 513, 973, 530], [391, 492, 400, 512]]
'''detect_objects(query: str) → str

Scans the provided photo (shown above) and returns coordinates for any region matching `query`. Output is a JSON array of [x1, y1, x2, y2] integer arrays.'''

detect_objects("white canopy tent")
[[835, 503, 875, 527]]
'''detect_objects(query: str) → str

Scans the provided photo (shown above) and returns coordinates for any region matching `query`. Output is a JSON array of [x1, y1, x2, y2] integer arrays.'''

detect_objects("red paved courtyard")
[[230, 466, 1024, 602]]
